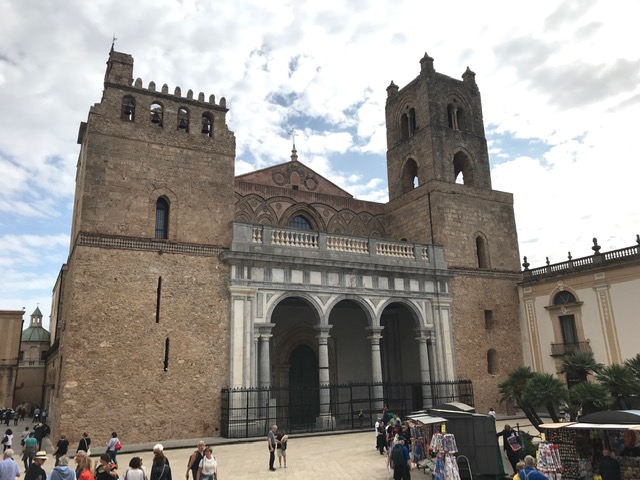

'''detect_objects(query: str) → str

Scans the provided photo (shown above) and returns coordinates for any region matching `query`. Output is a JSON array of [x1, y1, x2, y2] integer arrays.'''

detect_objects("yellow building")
[[518, 237, 640, 381], [0, 309, 24, 408]]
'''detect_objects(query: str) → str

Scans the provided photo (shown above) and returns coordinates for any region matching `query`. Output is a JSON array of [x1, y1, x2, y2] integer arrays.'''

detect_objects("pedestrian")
[[517, 455, 548, 480], [75, 453, 93, 480], [488, 407, 496, 419], [267, 424, 277, 472], [390, 437, 411, 480], [25, 451, 48, 480], [40, 412, 47, 425], [358, 409, 365, 429], [33, 425, 46, 451], [122, 457, 146, 480], [46, 455, 76, 480], [598, 448, 621, 480], [54, 435, 70, 465], [1, 430, 13, 453], [497, 424, 521, 474], [33, 410, 40, 424], [186, 441, 205, 480], [513, 461, 525, 480], [105, 433, 119, 465], [376, 420, 387, 455], [276, 433, 288, 469], [195, 447, 216, 480], [11, 413, 17, 428], [153, 445, 169, 465], [0, 449, 20, 480], [76, 434, 91, 457], [94, 454, 117, 480], [149, 450, 171, 480], [23, 433, 38, 471]]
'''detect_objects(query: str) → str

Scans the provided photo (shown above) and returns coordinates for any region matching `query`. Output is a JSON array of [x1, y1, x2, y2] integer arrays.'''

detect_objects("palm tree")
[[498, 366, 543, 429], [561, 351, 603, 386], [625, 354, 640, 378], [596, 363, 640, 409], [524, 372, 568, 423], [568, 381, 612, 416]]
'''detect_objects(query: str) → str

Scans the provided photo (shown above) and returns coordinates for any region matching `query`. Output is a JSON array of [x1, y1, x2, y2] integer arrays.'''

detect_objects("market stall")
[[540, 410, 640, 480]]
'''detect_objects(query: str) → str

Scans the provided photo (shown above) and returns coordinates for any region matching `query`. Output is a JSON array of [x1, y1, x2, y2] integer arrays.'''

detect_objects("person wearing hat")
[[0, 449, 20, 480], [25, 451, 48, 480]]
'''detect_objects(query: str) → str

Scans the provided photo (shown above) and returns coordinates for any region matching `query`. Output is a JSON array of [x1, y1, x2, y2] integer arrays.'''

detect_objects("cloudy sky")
[[1, 0, 638, 326]]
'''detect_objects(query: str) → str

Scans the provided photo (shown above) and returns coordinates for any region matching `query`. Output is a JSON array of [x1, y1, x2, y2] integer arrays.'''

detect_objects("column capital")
[[414, 327, 433, 342], [257, 322, 276, 338], [314, 324, 333, 339]]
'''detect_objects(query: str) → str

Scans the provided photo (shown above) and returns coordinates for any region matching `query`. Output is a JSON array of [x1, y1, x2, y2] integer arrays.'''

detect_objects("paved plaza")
[[9, 415, 544, 479]]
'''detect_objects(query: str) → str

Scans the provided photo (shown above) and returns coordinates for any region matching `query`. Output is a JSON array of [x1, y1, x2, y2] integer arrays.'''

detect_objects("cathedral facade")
[[45, 49, 521, 442]]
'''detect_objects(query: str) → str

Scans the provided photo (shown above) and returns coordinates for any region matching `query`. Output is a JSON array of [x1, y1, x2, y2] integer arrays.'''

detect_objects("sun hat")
[[35, 451, 48, 460]]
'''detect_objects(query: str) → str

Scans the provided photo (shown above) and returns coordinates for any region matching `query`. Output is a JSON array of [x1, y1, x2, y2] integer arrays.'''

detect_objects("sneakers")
[[269, 467, 276, 471]]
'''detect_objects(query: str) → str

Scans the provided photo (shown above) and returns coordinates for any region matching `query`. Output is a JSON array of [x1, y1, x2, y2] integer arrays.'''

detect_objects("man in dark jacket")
[[598, 449, 621, 480], [25, 451, 48, 480]]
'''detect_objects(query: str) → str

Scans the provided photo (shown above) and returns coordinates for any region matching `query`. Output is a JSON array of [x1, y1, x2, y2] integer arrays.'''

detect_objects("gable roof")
[[235, 159, 354, 199]]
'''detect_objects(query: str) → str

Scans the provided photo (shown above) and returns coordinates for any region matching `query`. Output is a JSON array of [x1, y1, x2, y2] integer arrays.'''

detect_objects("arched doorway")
[[288, 344, 319, 426], [380, 302, 423, 413]]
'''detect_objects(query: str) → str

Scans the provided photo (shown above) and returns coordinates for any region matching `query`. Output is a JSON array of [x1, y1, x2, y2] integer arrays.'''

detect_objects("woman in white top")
[[196, 448, 217, 480], [123, 457, 147, 480]]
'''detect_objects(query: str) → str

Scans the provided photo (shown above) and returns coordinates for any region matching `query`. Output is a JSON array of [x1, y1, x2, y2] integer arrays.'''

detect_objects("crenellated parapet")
[[83, 49, 234, 150]]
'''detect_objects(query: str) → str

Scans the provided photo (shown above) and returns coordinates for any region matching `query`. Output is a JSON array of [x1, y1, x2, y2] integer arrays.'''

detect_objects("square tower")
[[47, 49, 236, 443], [384, 53, 522, 413]]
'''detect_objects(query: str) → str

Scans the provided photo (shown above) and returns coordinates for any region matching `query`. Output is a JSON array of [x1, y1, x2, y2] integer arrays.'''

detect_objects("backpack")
[[391, 444, 405, 467]]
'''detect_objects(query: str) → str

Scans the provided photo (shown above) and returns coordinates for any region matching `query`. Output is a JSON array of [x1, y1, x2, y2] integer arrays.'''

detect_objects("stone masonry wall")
[[449, 274, 522, 414], [52, 245, 230, 444]]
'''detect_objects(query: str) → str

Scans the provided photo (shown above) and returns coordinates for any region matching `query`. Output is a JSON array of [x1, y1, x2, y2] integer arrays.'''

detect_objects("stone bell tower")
[[48, 48, 236, 443], [384, 52, 523, 413]]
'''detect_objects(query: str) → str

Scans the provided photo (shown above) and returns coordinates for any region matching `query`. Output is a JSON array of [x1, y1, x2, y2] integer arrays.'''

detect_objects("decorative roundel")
[[304, 176, 318, 191], [273, 172, 286, 185]]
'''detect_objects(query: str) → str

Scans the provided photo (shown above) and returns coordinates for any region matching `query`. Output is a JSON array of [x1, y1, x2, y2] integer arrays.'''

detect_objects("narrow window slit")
[[156, 276, 162, 323]]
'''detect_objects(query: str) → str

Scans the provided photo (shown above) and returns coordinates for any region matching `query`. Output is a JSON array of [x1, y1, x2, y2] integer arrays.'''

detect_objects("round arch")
[[325, 295, 376, 327], [375, 297, 423, 328], [265, 292, 324, 326]]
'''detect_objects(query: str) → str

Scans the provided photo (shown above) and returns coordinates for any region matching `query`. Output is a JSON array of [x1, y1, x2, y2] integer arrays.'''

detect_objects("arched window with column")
[[155, 197, 169, 239]]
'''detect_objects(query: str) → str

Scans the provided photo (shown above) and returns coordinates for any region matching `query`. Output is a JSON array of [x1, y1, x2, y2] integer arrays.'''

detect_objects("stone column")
[[416, 327, 433, 407], [257, 323, 276, 388], [315, 325, 332, 417], [366, 326, 384, 412]]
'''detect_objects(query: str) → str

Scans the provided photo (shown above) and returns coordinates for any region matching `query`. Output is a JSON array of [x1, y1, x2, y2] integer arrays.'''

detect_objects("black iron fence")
[[220, 380, 473, 438]]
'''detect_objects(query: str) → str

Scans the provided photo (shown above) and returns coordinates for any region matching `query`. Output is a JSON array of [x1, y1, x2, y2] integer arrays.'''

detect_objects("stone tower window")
[[453, 151, 474, 186], [155, 197, 169, 239], [288, 215, 313, 230], [400, 108, 417, 140], [401, 158, 419, 194], [487, 348, 498, 374], [201, 112, 213, 137], [177, 107, 189, 131], [121, 96, 135, 121], [476, 235, 489, 269], [150, 102, 163, 127], [447, 100, 466, 131]]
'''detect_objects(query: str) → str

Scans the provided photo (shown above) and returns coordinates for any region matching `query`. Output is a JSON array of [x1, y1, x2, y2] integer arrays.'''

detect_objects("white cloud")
[[1, 0, 639, 321]]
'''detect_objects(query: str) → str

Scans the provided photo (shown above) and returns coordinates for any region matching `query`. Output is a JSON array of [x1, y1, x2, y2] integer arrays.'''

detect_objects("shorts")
[[277, 449, 286, 458]]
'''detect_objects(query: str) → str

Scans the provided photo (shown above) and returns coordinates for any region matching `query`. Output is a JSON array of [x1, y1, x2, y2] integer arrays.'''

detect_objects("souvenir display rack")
[[536, 442, 563, 479], [429, 432, 461, 480], [542, 427, 581, 478]]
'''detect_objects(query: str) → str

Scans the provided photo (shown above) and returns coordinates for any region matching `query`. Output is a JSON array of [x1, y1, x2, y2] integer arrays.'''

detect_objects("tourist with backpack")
[[105, 433, 121, 464], [390, 437, 411, 480]]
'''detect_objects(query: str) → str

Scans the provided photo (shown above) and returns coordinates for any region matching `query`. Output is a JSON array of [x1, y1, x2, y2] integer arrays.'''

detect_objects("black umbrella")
[[579, 410, 640, 424]]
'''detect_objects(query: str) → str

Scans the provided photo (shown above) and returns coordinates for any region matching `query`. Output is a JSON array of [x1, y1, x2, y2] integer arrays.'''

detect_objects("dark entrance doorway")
[[288, 344, 319, 426]]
